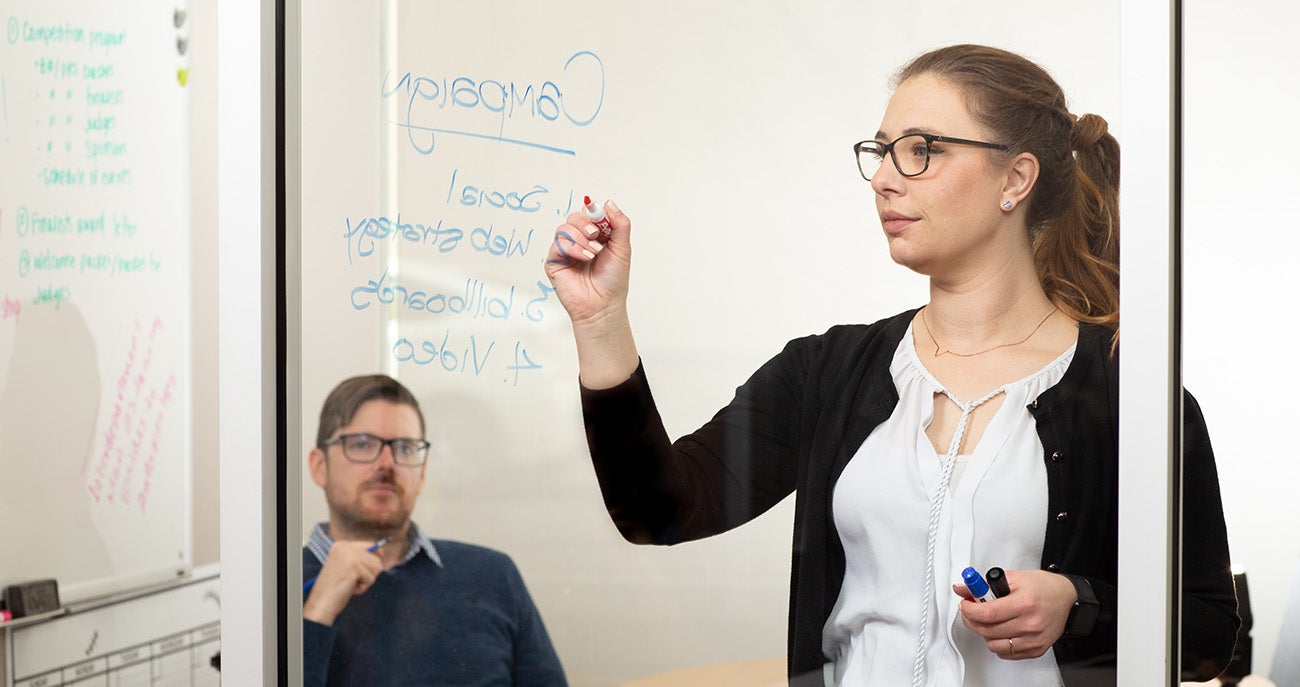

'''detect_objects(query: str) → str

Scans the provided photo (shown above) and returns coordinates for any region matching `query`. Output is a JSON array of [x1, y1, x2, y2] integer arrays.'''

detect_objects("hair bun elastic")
[[1070, 113, 1109, 151]]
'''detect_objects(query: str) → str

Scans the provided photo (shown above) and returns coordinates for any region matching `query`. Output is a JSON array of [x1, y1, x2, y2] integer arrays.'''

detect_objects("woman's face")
[[871, 74, 1013, 280]]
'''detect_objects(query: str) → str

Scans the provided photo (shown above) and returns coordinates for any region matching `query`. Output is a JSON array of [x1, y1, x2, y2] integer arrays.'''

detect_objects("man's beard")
[[329, 477, 409, 533]]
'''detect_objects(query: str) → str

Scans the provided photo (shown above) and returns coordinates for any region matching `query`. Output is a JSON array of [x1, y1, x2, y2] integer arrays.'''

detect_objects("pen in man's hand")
[[302, 536, 393, 593]]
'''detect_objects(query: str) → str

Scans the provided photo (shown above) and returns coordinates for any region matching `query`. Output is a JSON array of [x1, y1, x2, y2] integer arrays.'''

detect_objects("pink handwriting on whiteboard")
[[0, 295, 20, 321], [86, 316, 176, 513]]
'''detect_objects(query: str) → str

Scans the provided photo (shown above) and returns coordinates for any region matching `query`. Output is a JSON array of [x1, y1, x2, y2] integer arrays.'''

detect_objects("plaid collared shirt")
[[305, 521, 443, 570]]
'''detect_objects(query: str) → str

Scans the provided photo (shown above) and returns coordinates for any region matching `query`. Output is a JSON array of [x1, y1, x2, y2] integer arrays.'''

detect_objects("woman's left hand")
[[951, 569, 1078, 660]]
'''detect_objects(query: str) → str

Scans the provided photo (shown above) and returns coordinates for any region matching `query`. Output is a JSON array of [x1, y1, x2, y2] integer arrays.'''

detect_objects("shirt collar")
[[307, 521, 443, 568]]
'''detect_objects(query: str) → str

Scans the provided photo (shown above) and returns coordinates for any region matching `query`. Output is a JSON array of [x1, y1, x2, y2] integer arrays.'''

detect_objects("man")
[[303, 374, 566, 686]]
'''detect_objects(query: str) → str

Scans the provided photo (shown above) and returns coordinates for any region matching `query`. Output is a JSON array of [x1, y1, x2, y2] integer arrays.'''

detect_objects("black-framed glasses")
[[854, 133, 1008, 180], [322, 433, 431, 466]]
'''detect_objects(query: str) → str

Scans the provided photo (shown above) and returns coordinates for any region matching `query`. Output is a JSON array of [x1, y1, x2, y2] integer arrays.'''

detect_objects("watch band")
[[1063, 574, 1100, 637]]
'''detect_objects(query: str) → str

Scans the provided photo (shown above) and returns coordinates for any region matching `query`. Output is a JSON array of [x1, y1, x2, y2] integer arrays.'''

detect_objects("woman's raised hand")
[[544, 199, 640, 388], [544, 199, 632, 327]]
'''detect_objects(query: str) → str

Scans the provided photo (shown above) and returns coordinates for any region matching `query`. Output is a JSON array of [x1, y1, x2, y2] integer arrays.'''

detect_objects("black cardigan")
[[580, 310, 1239, 685]]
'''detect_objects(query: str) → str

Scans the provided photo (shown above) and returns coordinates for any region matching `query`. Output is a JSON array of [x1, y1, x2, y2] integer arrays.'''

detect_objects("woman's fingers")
[[958, 569, 1078, 660]]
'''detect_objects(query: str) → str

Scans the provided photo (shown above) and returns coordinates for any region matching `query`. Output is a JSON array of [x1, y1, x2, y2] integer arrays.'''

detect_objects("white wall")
[[1183, 1, 1300, 679]]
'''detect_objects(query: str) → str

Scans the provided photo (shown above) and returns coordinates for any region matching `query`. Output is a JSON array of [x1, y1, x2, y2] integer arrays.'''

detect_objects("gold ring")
[[1008, 638, 1015, 656]]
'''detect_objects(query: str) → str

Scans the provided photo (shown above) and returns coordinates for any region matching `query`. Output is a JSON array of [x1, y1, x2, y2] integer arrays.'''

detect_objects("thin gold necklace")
[[920, 305, 1057, 358]]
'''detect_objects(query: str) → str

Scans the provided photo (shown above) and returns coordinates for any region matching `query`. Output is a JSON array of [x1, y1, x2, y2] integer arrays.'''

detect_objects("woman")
[[544, 44, 1238, 686]]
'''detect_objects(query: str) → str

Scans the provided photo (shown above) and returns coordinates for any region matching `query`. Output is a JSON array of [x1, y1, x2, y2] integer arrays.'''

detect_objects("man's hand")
[[302, 540, 386, 626]]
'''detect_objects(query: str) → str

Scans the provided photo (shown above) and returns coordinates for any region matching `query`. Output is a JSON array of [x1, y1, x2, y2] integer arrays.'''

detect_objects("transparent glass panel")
[[292, 2, 1129, 685]]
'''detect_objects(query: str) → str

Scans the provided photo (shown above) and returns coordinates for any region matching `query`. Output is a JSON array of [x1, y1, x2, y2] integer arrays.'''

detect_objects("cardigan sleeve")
[[1178, 390, 1241, 680], [580, 338, 814, 545]]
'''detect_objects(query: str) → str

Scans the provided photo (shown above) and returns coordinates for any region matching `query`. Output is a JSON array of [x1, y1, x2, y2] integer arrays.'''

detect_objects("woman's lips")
[[880, 212, 918, 233]]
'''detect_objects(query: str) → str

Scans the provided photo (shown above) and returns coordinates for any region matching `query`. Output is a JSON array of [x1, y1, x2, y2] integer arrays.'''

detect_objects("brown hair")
[[896, 44, 1120, 332], [316, 374, 424, 448]]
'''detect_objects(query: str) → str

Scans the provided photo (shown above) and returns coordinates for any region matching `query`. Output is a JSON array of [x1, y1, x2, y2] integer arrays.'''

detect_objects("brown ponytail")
[[896, 45, 1120, 334]]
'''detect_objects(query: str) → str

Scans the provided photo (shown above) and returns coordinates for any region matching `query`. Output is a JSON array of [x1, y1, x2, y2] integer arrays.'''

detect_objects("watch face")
[[1071, 599, 1101, 635], [1063, 575, 1100, 637]]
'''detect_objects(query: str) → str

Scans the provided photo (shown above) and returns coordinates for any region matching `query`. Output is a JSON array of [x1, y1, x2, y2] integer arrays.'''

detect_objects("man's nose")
[[373, 442, 398, 468]]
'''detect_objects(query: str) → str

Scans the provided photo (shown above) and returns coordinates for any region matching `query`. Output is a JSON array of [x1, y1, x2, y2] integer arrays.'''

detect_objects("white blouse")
[[823, 324, 1075, 686]]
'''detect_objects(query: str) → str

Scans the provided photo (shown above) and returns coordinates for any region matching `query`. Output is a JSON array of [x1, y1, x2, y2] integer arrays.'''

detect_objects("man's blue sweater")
[[303, 525, 566, 686]]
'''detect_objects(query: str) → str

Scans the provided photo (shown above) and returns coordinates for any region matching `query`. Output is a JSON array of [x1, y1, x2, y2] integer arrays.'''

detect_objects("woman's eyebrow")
[[874, 126, 942, 140]]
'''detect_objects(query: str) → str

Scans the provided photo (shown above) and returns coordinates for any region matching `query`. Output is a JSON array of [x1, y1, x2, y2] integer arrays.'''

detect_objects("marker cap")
[[962, 566, 991, 598], [986, 566, 1011, 598]]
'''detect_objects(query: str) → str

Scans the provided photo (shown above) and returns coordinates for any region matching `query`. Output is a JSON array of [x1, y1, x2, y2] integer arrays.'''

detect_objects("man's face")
[[308, 399, 426, 539]]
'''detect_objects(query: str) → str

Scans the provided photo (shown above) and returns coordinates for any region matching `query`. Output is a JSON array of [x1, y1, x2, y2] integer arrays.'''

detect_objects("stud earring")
[[1001, 200, 1013, 210]]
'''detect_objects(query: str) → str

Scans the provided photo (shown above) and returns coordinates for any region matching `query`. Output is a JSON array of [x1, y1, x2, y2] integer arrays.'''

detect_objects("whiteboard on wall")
[[294, 2, 1118, 683], [4, 565, 220, 687], [0, 1, 192, 603]]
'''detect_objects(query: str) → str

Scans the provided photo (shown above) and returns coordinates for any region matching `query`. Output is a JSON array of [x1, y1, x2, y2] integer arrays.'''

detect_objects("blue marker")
[[303, 537, 393, 593], [962, 566, 997, 602]]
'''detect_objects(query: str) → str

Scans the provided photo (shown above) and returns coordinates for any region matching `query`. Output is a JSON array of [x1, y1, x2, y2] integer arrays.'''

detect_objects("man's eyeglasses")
[[854, 133, 1008, 181], [322, 433, 430, 466]]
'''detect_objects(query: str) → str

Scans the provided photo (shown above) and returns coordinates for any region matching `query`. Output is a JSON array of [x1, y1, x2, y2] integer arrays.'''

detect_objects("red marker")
[[1, 610, 11, 622], [583, 195, 613, 242]]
